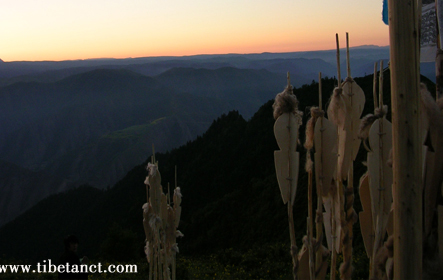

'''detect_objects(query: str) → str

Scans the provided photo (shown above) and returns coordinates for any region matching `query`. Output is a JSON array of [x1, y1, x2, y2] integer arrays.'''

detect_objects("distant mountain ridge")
[[1, 45, 436, 87], [0, 45, 393, 87], [0, 67, 283, 226]]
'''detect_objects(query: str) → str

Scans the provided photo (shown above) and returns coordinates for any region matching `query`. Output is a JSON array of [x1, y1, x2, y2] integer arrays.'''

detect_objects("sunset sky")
[[1, 0, 389, 62]]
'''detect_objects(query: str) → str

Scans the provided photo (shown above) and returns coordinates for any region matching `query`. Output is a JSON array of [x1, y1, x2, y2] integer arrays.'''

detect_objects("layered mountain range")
[[0, 67, 282, 226], [1, 45, 431, 228], [0, 50, 437, 275]]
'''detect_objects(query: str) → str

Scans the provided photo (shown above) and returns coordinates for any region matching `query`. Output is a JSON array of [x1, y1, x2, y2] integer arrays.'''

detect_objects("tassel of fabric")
[[358, 105, 388, 140], [304, 107, 325, 151], [273, 85, 303, 124], [327, 87, 346, 128]]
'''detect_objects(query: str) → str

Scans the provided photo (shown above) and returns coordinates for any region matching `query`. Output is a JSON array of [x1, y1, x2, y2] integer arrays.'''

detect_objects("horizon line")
[[0, 44, 390, 63]]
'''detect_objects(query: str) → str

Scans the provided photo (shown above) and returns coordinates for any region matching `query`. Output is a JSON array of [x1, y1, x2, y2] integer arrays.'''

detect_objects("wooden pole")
[[341, 32, 354, 280], [319, 72, 323, 112], [346, 32, 351, 78], [288, 132, 298, 280], [287, 74, 298, 280], [373, 62, 378, 110], [315, 72, 324, 279], [388, 1, 422, 279], [371, 60, 386, 278], [175, 166, 177, 188], [439, 206, 443, 263], [436, 0, 442, 101], [307, 134, 315, 280], [308, 169, 315, 280], [330, 33, 341, 280], [436, 50, 443, 101], [379, 61, 384, 109], [336, 34, 341, 87], [368, 62, 378, 278]]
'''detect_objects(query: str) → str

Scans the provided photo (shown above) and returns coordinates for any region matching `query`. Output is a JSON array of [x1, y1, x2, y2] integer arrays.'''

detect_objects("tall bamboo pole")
[[436, 1, 442, 101], [336, 34, 341, 87], [315, 72, 324, 280], [308, 171, 315, 280], [306, 98, 315, 280], [346, 33, 351, 78], [388, 1, 422, 279], [373, 62, 378, 111], [371, 61, 386, 278], [330, 33, 341, 280], [286, 73, 298, 280], [379, 61, 384, 110], [288, 124, 298, 280], [341, 32, 354, 280]]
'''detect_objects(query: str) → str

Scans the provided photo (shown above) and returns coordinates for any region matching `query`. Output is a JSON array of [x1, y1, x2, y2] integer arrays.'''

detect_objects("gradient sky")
[[1, 0, 389, 62]]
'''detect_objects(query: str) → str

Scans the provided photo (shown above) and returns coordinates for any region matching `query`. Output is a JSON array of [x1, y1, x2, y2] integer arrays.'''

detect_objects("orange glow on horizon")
[[1, 0, 389, 62], [2, 35, 390, 62]]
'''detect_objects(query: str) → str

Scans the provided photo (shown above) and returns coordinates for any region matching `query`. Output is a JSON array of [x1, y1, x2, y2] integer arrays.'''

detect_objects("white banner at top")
[[437, 0, 443, 47], [421, 2, 438, 62]]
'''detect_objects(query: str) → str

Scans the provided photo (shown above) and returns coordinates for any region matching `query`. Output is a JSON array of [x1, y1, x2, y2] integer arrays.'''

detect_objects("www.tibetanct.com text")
[[0, 259, 137, 274]]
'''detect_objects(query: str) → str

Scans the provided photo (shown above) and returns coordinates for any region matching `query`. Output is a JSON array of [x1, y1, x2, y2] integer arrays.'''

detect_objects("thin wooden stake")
[[439, 206, 443, 263], [315, 72, 323, 279], [319, 72, 323, 111], [149, 246, 153, 280], [346, 32, 351, 78], [341, 32, 355, 280], [388, 0, 422, 279], [308, 170, 315, 280], [172, 253, 176, 280], [371, 60, 387, 278], [379, 61, 384, 109], [343, 164, 354, 280], [285, 84, 298, 279], [154, 245, 158, 280], [373, 62, 378, 110], [330, 35, 341, 280], [336, 34, 341, 88], [437, 49, 443, 101], [167, 183, 170, 206], [314, 72, 326, 280], [437, 0, 442, 102], [289, 201, 298, 280]]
